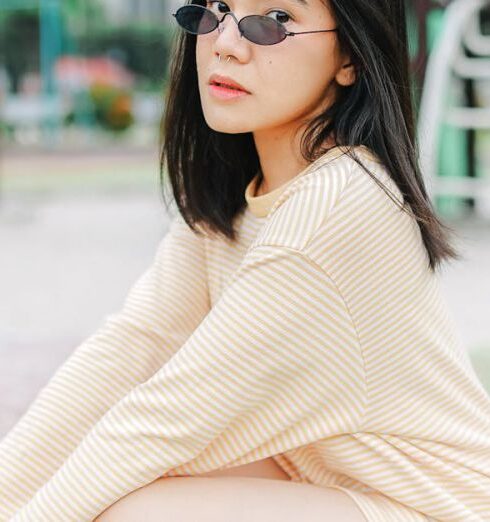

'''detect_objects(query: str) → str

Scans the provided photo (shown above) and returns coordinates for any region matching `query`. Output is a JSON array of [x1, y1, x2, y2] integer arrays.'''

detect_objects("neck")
[[253, 124, 337, 197]]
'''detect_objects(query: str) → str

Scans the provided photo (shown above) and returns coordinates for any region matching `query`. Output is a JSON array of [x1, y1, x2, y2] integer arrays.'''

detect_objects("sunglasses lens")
[[241, 16, 286, 45], [175, 5, 217, 34]]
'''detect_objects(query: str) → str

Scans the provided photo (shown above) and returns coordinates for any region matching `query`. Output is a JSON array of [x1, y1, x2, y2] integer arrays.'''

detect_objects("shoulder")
[[250, 146, 397, 252], [158, 210, 210, 257]]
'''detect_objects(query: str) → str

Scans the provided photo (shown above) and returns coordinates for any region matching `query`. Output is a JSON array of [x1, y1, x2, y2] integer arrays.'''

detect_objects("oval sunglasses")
[[172, 2, 338, 46]]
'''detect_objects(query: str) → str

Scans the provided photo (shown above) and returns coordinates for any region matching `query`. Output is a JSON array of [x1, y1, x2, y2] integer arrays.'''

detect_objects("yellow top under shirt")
[[1, 145, 489, 521]]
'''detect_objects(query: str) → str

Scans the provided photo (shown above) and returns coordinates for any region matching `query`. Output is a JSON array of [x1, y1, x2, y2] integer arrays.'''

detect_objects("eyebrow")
[[263, 0, 309, 7], [245, 0, 310, 9], [283, 0, 309, 6]]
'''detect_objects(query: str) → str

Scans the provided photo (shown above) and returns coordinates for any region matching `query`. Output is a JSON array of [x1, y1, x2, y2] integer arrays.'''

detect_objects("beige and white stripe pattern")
[[1, 146, 489, 521]]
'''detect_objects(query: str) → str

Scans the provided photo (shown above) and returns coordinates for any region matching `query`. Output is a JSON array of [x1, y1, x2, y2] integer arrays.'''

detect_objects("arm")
[[0, 214, 209, 520], [11, 245, 366, 522]]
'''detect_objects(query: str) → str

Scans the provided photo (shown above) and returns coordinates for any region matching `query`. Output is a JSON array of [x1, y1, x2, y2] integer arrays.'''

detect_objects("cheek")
[[258, 40, 335, 109], [195, 35, 215, 81], [195, 38, 208, 75]]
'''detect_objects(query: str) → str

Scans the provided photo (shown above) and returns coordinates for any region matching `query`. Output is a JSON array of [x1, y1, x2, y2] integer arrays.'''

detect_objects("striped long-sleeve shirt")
[[1, 145, 489, 521]]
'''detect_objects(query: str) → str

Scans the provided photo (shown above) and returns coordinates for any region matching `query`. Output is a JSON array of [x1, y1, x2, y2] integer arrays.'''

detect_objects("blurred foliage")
[[65, 84, 135, 132], [0, 9, 39, 92], [0, 2, 173, 94], [63, 0, 105, 31], [0, 120, 15, 141], [89, 84, 134, 132], [78, 26, 173, 90]]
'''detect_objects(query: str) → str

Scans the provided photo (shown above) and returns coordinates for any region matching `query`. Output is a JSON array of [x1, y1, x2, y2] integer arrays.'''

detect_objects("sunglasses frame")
[[172, 4, 339, 45]]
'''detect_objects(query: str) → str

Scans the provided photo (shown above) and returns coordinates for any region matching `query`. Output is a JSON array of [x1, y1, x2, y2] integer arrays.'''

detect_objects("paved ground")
[[1, 148, 489, 437]]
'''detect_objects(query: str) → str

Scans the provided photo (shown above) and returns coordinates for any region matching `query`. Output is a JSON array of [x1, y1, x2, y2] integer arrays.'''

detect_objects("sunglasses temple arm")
[[287, 28, 338, 35]]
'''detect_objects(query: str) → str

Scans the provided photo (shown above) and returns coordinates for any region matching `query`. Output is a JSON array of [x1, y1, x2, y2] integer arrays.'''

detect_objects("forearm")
[[0, 215, 210, 520], [0, 316, 169, 521]]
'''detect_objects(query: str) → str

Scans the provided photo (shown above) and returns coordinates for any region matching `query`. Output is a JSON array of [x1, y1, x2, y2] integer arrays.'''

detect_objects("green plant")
[[89, 83, 134, 132], [77, 25, 172, 87]]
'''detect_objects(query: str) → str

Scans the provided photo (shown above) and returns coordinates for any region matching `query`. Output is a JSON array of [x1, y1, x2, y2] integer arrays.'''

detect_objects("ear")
[[335, 60, 356, 87]]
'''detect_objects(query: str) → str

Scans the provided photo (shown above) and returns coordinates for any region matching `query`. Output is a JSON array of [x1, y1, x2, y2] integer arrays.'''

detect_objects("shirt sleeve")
[[0, 214, 210, 521], [10, 244, 366, 522]]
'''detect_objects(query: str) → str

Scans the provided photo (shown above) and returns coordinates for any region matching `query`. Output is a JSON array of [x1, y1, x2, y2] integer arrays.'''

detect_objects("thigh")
[[95, 476, 368, 522]]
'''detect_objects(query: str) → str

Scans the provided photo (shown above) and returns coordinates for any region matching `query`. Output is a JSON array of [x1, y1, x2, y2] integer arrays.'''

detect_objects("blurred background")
[[0, 0, 490, 435]]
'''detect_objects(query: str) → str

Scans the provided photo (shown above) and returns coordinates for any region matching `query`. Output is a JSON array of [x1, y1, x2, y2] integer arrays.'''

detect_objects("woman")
[[1, 0, 489, 519]]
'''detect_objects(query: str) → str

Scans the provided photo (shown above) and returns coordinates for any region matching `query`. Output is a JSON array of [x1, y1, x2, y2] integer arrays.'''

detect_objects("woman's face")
[[195, 0, 354, 134]]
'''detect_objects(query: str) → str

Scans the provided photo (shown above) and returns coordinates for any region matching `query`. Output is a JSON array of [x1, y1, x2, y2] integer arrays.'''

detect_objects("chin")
[[203, 113, 254, 134]]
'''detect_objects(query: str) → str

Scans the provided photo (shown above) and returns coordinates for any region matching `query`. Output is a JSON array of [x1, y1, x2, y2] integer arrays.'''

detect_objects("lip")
[[208, 74, 251, 94], [209, 84, 250, 100]]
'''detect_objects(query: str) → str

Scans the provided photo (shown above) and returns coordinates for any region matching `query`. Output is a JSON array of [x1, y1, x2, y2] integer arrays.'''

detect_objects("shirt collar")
[[244, 145, 380, 218], [244, 173, 298, 218]]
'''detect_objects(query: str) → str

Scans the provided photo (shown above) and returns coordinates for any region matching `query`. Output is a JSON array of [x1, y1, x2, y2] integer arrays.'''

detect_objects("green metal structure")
[[1, 0, 62, 98], [1, 0, 62, 141]]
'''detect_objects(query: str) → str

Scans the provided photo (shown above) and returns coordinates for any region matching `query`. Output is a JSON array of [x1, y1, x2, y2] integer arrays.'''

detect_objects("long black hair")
[[160, 0, 462, 272]]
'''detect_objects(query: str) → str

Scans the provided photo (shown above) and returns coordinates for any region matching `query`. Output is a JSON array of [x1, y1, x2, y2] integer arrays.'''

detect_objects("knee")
[[92, 477, 194, 522]]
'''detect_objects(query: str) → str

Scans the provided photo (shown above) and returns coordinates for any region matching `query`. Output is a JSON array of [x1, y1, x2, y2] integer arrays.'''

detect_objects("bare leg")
[[95, 476, 367, 522]]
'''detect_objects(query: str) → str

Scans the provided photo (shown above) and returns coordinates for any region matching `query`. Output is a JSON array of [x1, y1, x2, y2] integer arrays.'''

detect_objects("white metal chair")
[[417, 0, 490, 215]]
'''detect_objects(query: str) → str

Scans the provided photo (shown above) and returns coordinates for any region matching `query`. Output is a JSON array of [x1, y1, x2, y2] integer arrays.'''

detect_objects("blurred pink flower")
[[55, 56, 135, 91]]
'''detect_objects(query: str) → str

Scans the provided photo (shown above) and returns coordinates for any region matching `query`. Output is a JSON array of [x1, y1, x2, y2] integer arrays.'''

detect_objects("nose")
[[212, 11, 251, 64]]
